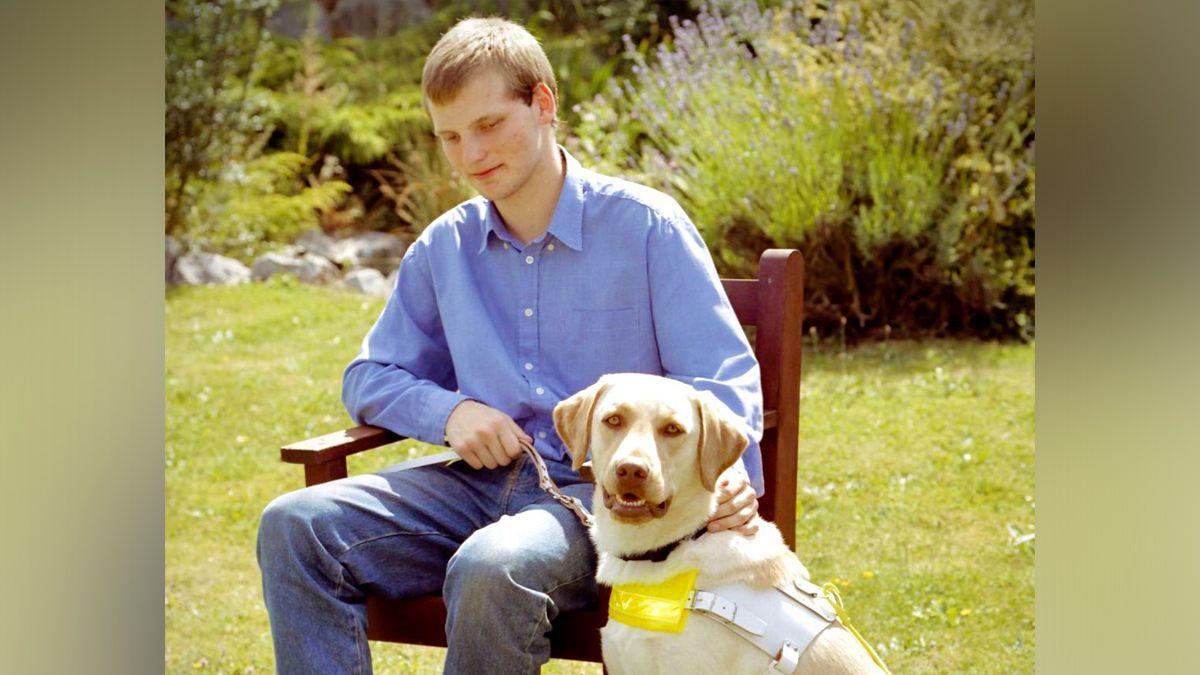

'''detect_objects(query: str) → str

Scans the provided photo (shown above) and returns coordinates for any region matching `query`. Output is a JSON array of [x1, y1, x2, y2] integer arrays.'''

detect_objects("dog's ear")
[[553, 379, 611, 471], [693, 390, 750, 492]]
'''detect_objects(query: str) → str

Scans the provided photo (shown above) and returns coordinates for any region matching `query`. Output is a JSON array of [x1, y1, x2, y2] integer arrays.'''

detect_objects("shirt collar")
[[477, 146, 587, 254]]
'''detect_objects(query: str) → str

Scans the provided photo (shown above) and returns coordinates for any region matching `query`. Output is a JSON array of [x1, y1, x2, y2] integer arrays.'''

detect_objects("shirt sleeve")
[[646, 210, 766, 495], [341, 241, 470, 445]]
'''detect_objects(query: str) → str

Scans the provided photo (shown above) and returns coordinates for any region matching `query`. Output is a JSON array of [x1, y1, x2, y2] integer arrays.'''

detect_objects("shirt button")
[[525, 255, 535, 264], [538, 431, 547, 439], [535, 387, 545, 395], [524, 362, 533, 371], [523, 308, 533, 317], [547, 243, 556, 252], [503, 242, 510, 250]]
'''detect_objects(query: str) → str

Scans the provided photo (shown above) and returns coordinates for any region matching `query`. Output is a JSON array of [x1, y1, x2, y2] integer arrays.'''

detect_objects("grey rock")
[[267, 0, 429, 41], [172, 252, 251, 286], [343, 267, 392, 297], [337, 231, 408, 274], [251, 251, 340, 285], [266, 0, 333, 40], [166, 236, 182, 285], [294, 229, 343, 264], [330, 0, 430, 38]]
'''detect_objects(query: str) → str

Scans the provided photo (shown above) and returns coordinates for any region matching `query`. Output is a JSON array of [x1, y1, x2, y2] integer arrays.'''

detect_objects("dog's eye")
[[603, 414, 622, 428], [663, 423, 683, 436]]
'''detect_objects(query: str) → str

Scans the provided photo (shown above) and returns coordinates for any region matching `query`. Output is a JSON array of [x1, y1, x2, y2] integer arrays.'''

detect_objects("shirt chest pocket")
[[553, 307, 642, 386]]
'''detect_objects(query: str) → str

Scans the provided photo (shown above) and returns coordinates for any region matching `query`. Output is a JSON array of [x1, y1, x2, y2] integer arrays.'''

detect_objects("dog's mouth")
[[602, 487, 672, 522]]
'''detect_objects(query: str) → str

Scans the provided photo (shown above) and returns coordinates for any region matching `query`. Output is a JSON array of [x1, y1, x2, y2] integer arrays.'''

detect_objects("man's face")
[[428, 68, 555, 204]]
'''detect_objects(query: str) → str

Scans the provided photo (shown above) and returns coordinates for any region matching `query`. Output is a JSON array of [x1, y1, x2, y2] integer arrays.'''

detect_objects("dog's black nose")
[[615, 459, 648, 481], [619, 458, 648, 480]]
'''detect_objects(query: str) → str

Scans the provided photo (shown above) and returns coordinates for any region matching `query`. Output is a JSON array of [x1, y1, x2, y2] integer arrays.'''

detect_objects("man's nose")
[[463, 136, 487, 165]]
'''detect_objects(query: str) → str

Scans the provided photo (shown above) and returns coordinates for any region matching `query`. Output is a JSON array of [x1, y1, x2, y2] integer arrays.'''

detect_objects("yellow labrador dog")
[[554, 373, 883, 674]]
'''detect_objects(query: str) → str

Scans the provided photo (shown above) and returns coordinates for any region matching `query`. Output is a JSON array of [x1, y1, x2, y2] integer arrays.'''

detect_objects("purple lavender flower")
[[947, 113, 967, 138]]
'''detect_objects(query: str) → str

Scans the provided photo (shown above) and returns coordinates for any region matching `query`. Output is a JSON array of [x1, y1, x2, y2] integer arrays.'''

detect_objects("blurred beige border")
[[1036, 0, 1200, 672], [5, 0, 1200, 673], [0, 1, 164, 672]]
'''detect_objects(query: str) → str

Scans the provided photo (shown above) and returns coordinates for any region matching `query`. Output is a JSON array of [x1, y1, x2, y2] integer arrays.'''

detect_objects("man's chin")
[[476, 184, 513, 202]]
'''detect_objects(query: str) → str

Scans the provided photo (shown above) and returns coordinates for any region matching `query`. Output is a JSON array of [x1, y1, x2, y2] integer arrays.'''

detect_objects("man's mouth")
[[472, 165, 502, 179], [602, 487, 672, 522]]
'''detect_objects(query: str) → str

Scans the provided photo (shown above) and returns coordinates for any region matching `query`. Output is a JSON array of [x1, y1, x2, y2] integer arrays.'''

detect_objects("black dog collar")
[[615, 525, 710, 563]]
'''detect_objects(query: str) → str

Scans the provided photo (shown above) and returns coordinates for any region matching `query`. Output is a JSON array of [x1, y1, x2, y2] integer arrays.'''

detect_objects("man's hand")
[[707, 472, 759, 535], [444, 400, 533, 470]]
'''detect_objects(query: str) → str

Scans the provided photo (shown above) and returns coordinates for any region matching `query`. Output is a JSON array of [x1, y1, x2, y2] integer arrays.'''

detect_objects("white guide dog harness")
[[606, 530, 889, 673], [686, 575, 840, 673]]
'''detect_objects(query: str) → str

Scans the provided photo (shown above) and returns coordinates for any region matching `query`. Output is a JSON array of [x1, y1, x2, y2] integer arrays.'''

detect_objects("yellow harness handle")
[[820, 583, 891, 674]]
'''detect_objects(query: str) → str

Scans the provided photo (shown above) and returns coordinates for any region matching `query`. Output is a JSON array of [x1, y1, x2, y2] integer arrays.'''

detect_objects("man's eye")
[[484, 119, 500, 130], [603, 415, 622, 428], [663, 423, 683, 435]]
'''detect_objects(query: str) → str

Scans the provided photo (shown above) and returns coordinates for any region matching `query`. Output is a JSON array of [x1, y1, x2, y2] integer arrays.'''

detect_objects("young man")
[[258, 17, 765, 674]]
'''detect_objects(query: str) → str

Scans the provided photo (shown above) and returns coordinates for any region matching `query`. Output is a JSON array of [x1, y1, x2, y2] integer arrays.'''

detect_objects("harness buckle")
[[769, 640, 802, 673]]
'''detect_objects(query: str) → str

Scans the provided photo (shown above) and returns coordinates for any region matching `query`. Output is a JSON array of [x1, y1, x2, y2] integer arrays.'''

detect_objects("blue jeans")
[[257, 452, 598, 674]]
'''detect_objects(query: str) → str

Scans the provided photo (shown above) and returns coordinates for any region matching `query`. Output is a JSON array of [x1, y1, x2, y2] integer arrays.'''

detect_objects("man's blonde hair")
[[422, 17, 558, 108]]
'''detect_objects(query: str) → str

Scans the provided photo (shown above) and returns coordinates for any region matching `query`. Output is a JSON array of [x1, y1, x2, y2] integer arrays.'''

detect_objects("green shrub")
[[255, 11, 434, 165], [185, 152, 351, 259], [570, 0, 1034, 338]]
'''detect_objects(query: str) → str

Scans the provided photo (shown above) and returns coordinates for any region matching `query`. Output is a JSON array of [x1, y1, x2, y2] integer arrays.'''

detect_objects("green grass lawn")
[[166, 280, 1034, 673]]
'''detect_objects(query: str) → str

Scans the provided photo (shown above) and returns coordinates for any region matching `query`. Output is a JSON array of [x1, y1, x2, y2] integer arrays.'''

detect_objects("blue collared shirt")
[[343, 149, 765, 493]]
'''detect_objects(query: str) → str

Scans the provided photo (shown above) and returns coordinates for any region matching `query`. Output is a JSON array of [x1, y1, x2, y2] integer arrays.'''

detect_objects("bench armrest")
[[281, 425, 405, 465]]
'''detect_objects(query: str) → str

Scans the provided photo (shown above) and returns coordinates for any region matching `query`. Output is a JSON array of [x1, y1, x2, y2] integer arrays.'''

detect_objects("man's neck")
[[494, 144, 566, 245]]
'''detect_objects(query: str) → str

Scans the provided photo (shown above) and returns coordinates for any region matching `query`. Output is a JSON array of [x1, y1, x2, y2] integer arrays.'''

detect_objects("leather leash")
[[520, 441, 594, 528]]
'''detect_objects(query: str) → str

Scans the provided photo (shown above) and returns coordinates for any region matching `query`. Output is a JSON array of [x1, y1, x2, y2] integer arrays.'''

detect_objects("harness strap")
[[688, 590, 767, 636]]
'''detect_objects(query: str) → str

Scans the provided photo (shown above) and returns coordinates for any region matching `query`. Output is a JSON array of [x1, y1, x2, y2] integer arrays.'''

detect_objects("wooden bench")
[[278, 248, 805, 665]]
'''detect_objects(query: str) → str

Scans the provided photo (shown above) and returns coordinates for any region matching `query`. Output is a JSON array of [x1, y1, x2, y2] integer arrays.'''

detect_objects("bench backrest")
[[719, 249, 804, 550]]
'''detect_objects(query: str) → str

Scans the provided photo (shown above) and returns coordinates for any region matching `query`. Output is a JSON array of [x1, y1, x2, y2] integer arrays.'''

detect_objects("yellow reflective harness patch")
[[608, 568, 699, 633]]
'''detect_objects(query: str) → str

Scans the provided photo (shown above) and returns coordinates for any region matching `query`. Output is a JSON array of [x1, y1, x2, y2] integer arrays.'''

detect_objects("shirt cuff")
[[420, 387, 473, 446]]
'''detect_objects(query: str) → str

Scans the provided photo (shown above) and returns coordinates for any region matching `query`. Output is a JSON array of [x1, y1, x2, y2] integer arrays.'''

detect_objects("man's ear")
[[553, 379, 610, 471], [693, 390, 750, 492], [530, 81, 557, 124]]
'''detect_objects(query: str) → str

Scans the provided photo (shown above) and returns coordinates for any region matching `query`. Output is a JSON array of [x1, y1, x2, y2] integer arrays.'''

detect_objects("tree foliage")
[[168, 0, 354, 254], [166, 0, 281, 236]]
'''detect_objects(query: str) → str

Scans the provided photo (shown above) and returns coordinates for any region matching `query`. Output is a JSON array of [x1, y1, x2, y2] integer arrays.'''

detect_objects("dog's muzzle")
[[601, 486, 672, 521]]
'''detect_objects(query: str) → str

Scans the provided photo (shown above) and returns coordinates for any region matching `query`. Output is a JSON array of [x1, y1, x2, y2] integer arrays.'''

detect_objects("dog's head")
[[553, 373, 748, 525]]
